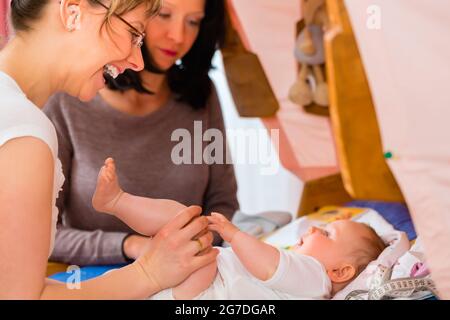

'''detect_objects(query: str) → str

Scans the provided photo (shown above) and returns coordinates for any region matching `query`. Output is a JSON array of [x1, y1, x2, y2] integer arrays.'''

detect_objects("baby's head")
[[294, 220, 386, 295]]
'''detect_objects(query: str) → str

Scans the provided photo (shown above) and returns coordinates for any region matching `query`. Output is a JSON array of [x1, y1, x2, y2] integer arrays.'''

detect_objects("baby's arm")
[[208, 213, 280, 281]]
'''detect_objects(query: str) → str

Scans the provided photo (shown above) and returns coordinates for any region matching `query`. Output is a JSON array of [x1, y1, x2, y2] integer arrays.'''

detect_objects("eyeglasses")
[[93, 0, 146, 48]]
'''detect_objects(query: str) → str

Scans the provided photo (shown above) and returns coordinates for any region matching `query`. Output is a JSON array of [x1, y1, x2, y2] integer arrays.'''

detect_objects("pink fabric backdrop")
[[346, 0, 450, 299], [229, 0, 338, 182], [0, 0, 9, 48]]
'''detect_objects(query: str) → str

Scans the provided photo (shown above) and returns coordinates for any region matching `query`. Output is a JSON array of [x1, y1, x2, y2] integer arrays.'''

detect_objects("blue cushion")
[[346, 200, 417, 240], [49, 264, 127, 283]]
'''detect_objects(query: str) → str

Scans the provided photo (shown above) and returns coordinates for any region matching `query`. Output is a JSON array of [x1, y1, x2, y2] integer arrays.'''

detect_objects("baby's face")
[[293, 220, 372, 271]]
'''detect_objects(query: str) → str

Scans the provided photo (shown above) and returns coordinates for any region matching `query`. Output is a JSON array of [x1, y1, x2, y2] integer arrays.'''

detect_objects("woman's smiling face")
[[63, 1, 149, 101]]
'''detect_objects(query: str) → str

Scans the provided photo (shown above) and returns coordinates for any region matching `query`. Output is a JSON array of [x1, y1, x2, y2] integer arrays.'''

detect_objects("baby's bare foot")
[[92, 158, 123, 214]]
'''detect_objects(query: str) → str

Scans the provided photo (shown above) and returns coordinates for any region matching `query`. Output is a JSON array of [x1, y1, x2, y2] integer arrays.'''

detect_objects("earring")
[[66, 5, 81, 32]]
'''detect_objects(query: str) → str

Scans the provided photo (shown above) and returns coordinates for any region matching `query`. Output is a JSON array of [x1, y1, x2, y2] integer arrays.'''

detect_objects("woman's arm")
[[51, 228, 135, 265], [0, 137, 57, 298], [208, 213, 280, 281], [0, 138, 217, 299], [41, 262, 154, 299], [43, 206, 217, 299]]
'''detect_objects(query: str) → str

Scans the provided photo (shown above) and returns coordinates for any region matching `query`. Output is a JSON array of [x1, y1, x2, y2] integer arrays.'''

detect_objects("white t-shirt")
[[0, 71, 65, 256], [151, 247, 332, 300]]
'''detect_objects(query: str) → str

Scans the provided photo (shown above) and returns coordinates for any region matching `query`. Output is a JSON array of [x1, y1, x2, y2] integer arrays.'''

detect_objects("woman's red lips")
[[160, 48, 178, 57]]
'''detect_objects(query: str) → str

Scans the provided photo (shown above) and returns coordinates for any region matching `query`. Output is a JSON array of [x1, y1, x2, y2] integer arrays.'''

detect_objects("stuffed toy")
[[289, 0, 329, 108]]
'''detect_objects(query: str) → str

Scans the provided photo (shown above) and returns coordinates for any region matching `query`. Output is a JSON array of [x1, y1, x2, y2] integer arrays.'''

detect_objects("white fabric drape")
[[210, 52, 302, 217]]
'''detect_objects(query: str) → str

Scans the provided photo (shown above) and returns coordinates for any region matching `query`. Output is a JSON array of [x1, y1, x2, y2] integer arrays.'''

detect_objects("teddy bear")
[[289, 0, 329, 108]]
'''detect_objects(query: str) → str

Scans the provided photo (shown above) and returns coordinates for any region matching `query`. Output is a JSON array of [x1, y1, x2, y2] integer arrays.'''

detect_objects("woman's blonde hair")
[[101, 0, 161, 21], [10, 0, 161, 32]]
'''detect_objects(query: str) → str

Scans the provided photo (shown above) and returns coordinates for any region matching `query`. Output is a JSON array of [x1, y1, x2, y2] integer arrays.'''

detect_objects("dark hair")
[[10, 0, 50, 32], [106, 0, 226, 109], [10, 0, 161, 32]]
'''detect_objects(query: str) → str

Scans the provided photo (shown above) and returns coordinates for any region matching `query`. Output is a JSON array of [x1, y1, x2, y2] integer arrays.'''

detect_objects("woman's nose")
[[167, 19, 185, 44], [126, 45, 145, 72]]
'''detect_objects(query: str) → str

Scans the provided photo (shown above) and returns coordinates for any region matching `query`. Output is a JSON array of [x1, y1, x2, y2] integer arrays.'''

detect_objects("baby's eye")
[[323, 230, 330, 237]]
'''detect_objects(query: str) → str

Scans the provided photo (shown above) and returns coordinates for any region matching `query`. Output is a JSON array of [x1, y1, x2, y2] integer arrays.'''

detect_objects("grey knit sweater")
[[43, 88, 239, 266]]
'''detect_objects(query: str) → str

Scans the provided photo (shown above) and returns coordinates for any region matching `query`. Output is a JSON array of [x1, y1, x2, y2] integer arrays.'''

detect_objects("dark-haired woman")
[[44, 0, 239, 266], [0, 0, 217, 299]]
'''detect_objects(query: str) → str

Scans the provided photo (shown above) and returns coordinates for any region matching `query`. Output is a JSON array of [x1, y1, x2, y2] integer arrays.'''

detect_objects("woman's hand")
[[207, 212, 240, 243], [134, 206, 218, 292]]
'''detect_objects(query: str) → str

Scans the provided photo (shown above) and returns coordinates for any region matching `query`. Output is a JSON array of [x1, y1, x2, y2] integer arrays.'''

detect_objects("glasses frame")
[[92, 0, 146, 48]]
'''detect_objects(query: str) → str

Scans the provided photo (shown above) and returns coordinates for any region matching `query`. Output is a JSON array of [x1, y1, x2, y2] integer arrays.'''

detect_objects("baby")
[[92, 158, 386, 299]]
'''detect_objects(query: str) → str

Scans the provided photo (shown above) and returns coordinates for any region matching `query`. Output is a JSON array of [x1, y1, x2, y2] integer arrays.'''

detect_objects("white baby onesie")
[[151, 247, 331, 300]]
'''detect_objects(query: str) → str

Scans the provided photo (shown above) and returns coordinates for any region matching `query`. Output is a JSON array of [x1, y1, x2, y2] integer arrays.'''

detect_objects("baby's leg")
[[92, 158, 186, 236], [173, 260, 218, 300]]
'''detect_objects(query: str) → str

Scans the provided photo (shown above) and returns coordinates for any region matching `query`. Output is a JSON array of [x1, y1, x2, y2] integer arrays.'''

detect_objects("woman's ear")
[[327, 264, 356, 284], [59, 0, 83, 32]]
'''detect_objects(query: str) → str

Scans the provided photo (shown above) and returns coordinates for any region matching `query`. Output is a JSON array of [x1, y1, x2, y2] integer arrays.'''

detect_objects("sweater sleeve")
[[202, 85, 240, 245], [44, 94, 130, 266]]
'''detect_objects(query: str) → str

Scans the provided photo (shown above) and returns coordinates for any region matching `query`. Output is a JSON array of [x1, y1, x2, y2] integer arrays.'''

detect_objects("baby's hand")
[[207, 212, 240, 243]]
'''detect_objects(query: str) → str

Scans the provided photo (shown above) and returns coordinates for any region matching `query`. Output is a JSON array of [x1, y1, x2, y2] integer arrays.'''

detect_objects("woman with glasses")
[[44, 0, 239, 267], [0, 0, 217, 299]]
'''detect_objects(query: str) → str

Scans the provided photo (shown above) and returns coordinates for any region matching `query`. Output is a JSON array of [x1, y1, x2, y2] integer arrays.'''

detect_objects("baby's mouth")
[[103, 64, 120, 79]]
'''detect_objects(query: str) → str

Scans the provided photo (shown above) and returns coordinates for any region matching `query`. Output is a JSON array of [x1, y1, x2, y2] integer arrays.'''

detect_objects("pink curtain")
[[0, 0, 10, 48], [229, 0, 338, 182], [346, 0, 450, 299]]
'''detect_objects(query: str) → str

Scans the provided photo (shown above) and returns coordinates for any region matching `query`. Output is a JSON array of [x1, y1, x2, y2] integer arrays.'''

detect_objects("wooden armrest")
[[46, 262, 69, 277]]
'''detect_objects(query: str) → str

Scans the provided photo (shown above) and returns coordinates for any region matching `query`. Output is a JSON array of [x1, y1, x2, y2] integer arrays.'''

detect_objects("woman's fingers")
[[178, 215, 209, 241], [190, 248, 220, 271], [161, 205, 202, 233], [187, 231, 214, 255], [193, 227, 208, 240], [197, 246, 213, 256], [137, 207, 217, 291]]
